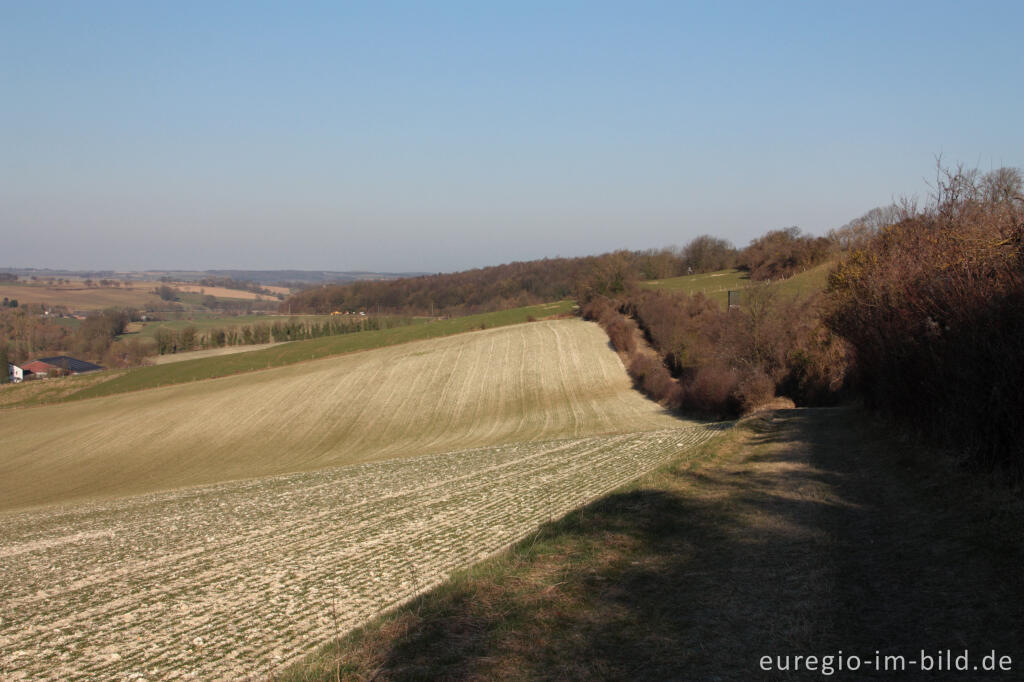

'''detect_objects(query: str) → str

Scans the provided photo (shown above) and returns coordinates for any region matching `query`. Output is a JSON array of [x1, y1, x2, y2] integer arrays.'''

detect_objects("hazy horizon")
[[4, 1, 1023, 272]]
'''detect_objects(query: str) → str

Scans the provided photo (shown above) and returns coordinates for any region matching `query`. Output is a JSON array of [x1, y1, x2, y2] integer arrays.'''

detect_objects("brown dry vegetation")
[[582, 286, 847, 418], [278, 407, 1024, 681], [283, 237, 742, 318], [0, 319, 689, 511], [827, 164, 1024, 478], [737, 226, 833, 280]]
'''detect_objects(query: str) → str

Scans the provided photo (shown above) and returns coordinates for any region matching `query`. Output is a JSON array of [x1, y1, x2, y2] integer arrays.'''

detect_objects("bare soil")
[[0, 426, 722, 680]]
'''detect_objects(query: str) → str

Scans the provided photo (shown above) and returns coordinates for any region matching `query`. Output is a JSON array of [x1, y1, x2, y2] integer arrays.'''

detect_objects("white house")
[[8, 363, 24, 383]]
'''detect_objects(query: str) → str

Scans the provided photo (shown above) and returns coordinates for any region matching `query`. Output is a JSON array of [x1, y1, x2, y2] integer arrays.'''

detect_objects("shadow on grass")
[[287, 408, 1024, 681]]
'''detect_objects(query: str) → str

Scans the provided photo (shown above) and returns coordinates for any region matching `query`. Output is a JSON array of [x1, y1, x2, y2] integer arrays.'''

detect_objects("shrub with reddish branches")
[[827, 164, 1024, 477]]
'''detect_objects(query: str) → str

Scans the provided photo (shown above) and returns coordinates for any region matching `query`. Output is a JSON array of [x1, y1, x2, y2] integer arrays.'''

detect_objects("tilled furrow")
[[0, 426, 723, 680]]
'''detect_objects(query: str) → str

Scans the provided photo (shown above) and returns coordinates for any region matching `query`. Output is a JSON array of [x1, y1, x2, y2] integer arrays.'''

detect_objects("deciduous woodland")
[[582, 164, 1024, 481], [281, 229, 833, 317]]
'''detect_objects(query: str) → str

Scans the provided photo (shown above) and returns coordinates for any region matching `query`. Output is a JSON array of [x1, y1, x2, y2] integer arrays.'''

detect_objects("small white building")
[[8, 363, 25, 383]]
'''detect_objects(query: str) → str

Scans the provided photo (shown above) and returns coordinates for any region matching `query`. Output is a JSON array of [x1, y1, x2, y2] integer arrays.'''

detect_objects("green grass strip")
[[640, 262, 833, 306]]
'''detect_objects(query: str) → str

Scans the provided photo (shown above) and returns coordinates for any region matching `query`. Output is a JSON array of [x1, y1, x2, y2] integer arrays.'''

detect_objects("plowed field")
[[0, 318, 726, 679], [0, 426, 724, 680], [0, 320, 684, 511]]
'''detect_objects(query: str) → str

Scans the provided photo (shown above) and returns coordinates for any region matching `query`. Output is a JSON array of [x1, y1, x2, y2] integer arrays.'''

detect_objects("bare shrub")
[[733, 369, 775, 413], [827, 163, 1024, 478], [580, 296, 614, 322], [738, 227, 832, 281], [603, 316, 637, 354], [628, 354, 681, 407], [683, 364, 740, 416]]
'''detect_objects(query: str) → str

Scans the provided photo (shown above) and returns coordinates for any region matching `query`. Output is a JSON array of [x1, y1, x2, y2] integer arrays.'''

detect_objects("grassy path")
[[280, 407, 1024, 680]]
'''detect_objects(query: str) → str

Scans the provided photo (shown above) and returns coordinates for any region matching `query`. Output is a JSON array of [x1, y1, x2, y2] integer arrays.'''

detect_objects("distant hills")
[[0, 268, 429, 285]]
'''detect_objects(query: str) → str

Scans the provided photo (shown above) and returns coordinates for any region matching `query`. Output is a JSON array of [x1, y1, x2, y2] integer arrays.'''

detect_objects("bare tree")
[[981, 166, 1023, 204]]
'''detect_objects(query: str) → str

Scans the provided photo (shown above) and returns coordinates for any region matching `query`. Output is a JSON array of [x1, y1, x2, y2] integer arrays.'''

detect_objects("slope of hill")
[[283, 258, 589, 316], [642, 268, 752, 303], [0, 301, 573, 408], [641, 261, 834, 305], [0, 318, 689, 511], [276, 407, 1024, 681]]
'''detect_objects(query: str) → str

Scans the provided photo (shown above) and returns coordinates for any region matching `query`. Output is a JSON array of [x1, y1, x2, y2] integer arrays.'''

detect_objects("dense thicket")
[[738, 227, 833, 280], [827, 165, 1024, 477], [583, 287, 847, 418], [0, 309, 68, 363]]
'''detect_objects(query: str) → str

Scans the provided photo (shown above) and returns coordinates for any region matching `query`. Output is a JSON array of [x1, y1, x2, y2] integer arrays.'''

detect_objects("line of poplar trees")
[[154, 316, 412, 355]]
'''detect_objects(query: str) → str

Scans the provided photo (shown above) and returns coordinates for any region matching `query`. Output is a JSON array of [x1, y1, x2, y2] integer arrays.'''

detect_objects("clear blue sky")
[[3, 1, 1022, 272]]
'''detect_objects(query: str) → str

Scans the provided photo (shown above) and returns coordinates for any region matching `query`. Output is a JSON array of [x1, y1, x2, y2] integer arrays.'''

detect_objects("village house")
[[7, 356, 103, 383]]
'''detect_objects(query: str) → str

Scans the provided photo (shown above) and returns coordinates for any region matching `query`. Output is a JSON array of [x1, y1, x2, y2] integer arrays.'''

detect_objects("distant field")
[[49, 316, 82, 330], [0, 301, 574, 408], [169, 282, 282, 301], [642, 262, 833, 305], [0, 279, 280, 311], [0, 282, 164, 310], [0, 314, 679, 510]]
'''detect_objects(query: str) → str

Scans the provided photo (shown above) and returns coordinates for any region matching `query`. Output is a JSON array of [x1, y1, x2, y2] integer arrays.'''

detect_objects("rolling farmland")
[[0, 301, 574, 408], [0, 282, 165, 310], [0, 317, 726, 679], [0, 319, 685, 511], [0, 281, 274, 311]]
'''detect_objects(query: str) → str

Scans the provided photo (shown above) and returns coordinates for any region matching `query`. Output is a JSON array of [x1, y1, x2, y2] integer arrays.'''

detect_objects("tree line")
[[283, 232, 835, 317], [152, 315, 412, 355], [197, 276, 284, 299], [0, 307, 152, 375]]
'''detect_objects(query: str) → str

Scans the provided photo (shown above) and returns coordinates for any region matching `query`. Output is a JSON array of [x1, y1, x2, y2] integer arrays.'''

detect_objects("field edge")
[[271, 424, 735, 681]]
